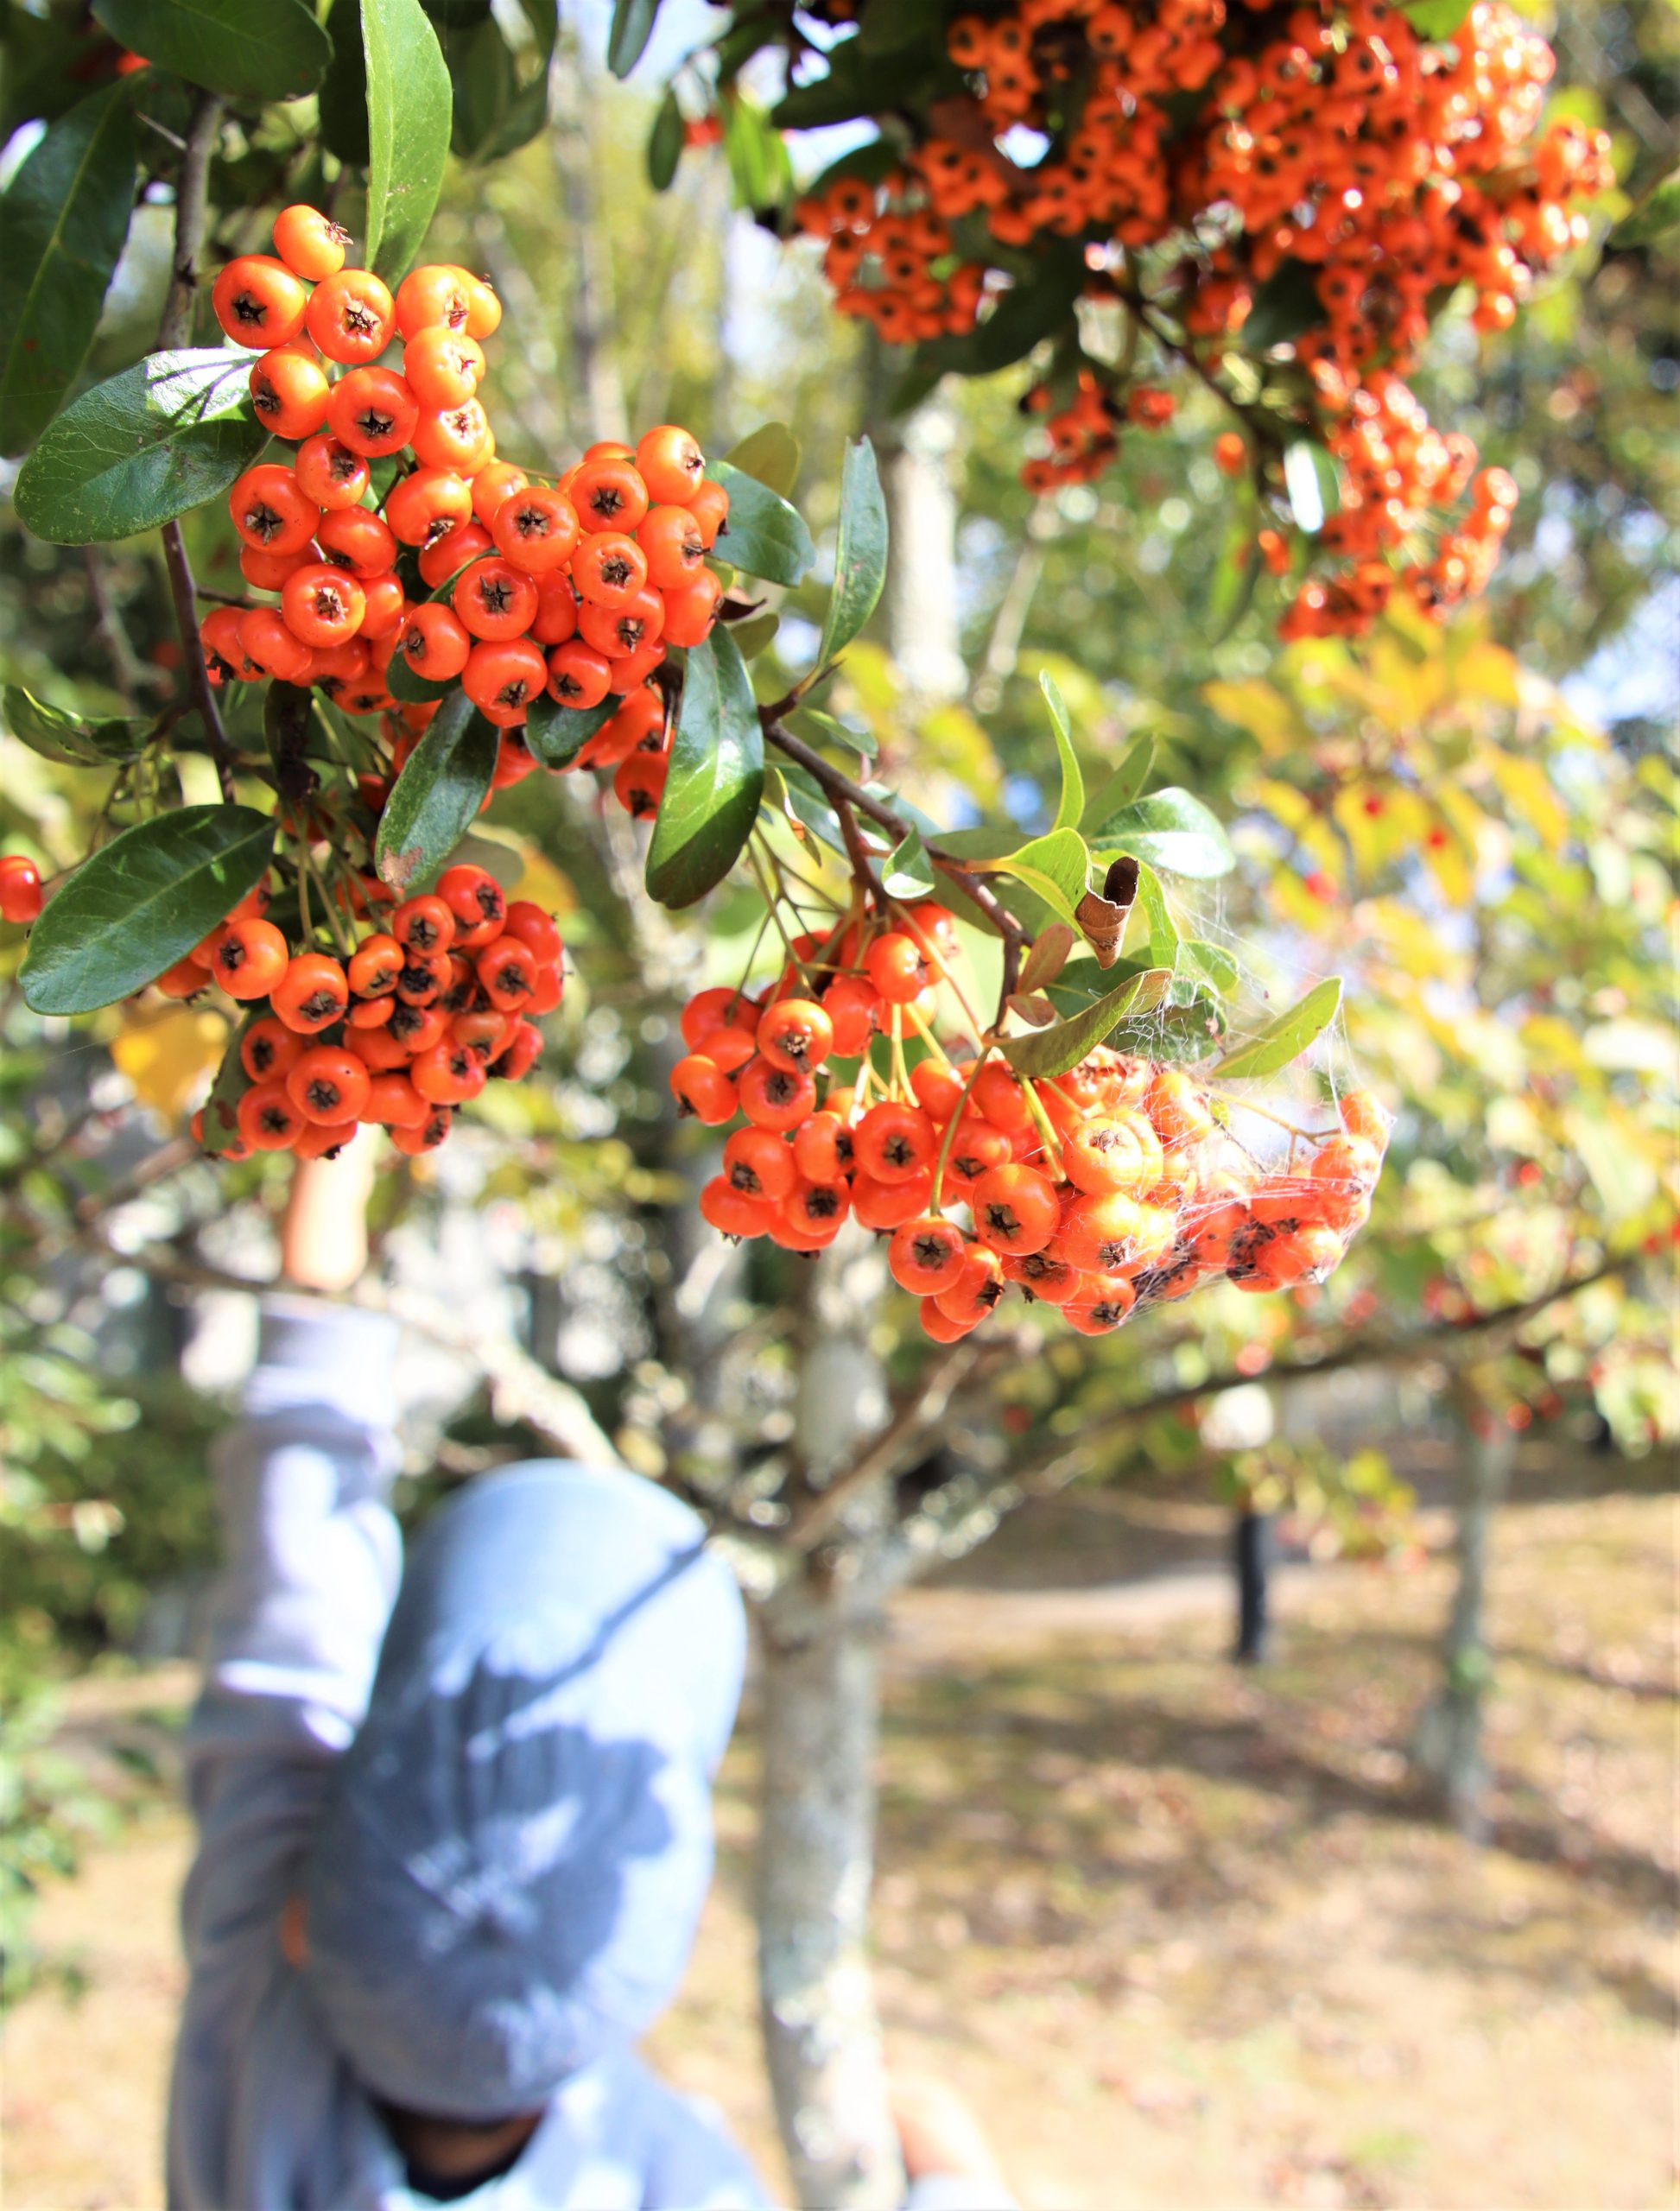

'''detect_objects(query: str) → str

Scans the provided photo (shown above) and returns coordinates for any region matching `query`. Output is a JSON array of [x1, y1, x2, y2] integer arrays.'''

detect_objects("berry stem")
[[929, 1046, 992, 1214]]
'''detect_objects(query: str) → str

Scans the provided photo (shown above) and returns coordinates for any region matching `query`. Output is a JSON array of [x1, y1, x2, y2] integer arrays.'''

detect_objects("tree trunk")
[[756, 1240, 903, 2210], [881, 397, 966, 701], [1233, 1505, 1273, 1665], [1412, 1392, 1515, 1840]]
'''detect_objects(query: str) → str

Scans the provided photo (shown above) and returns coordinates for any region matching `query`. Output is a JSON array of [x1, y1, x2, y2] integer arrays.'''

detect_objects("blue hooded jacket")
[[166, 1298, 764, 2210]]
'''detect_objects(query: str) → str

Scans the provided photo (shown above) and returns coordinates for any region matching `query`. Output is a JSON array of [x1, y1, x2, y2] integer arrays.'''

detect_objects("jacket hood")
[[301, 1461, 744, 2120]]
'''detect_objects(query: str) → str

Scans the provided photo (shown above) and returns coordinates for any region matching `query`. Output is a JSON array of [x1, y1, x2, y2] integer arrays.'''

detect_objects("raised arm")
[[172, 1138, 401, 2186]]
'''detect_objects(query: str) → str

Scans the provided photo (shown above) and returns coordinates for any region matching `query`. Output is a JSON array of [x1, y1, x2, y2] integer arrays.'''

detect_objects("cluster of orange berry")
[[785, 0, 1608, 631], [199, 204, 727, 820], [669, 903, 1387, 1338], [168, 864, 559, 1161]]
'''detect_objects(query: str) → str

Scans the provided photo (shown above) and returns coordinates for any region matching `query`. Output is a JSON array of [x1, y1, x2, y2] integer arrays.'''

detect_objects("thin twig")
[[156, 92, 238, 804]]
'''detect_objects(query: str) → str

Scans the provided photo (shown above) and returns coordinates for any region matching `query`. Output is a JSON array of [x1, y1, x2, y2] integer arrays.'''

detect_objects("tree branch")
[[157, 92, 236, 804]]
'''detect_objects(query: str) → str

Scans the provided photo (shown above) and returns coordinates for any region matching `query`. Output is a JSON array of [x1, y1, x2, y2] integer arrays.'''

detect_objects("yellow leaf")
[[1204, 679, 1306, 759], [509, 848, 578, 919], [111, 1007, 229, 1123], [1490, 751, 1569, 848]]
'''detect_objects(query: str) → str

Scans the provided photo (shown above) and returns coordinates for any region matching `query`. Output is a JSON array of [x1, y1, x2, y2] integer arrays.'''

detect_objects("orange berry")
[[286, 1045, 371, 1125], [248, 342, 331, 440], [229, 464, 320, 556], [738, 1056, 816, 1132], [282, 562, 365, 648], [546, 639, 613, 710], [400, 602, 471, 681], [238, 1080, 305, 1150], [491, 486, 580, 573], [212, 255, 308, 349], [635, 424, 707, 506], [272, 204, 351, 281], [637, 504, 706, 590], [326, 365, 420, 458], [453, 558, 538, 642], [306, 269, 396, 364], [271, 951, 350, 1034], [970, 1163, 1060, 1256], [240, 1016, 303, 1082], [854, 1099, 937, 1182], [462, 637, 546, 725], [889, 1216, 967, 1295], [403, 324, 486, 408], [660, 571, 722, 649], [670, 1053, 736, 1125], [294, 433, 370, 511]]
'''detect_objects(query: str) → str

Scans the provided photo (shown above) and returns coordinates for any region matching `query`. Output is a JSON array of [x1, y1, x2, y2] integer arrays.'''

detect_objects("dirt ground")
[[4, 1487, 1675, 2211]]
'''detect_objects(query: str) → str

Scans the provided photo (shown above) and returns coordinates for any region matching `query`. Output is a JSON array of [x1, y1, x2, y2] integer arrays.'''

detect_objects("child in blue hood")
[[167, 1153, 1010, 2211]]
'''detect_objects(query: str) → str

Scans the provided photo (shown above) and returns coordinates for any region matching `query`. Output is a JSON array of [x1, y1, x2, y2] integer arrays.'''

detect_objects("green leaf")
[[999, 966, 1172, 1080], [996, 827, 1090, 929], [720, 88, 792, 210], [20, 806, 275, 1016], [320, 0, 370, 164], [881, 828, 936, 899], [646, 630, 764, 908], [385, 650, 459, 705], [730, 608, 780, 660], [1087, 788, 1234, 878], [786, 706, 876, 760], [817, 435, 887, 668], [1212, 977, 1343, 1078], [362, 0, 451, 287], [0, 84, 137, 458], [1135, 862, 1178, 972], [199, 1012, 257, 1156], [724, 421, 801, 499], [859, 0, 942, 51], [1080, 736, 1154, 829], [13, 349, 266, 545], [374, 689, 498, 892], [1186, 938, 1239, 995], [1401, 0, 1472, 37], [91, 0, 329, 99], [3, 685, 149, 767], [1284, 438, 1339, 535], [1039, 670, 1084, 834], [1239, 258, 1321, 353], [647, 89, 683, 190], [1610, 165, 1680, 249], [606, 0, 661, 77], [707, 459, 815, 588], [523, 691, 619, 770]]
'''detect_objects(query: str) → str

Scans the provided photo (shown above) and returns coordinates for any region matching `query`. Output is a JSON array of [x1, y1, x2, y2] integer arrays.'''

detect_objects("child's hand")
[[279, 1132, 377, 1295], [890, 2075, 1007, 2190]]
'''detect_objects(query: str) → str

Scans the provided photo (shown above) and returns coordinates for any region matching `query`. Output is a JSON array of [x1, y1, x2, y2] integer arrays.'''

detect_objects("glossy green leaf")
[[13, 350, 265, 545], [724, 421, 801, 499], [1134, 862, 1178, 972], [730, 609, 781, 660], [374, 689, 498, 893], [1080, 736, 1155, 830], [647, 89, 683, 190], [1186, 938, 1240, 995], [707, 459, 815, 588], [3, 685, 148, 767], [817, 435, 887, 668], [646, 630, 764, 908], [606, 0, 661, 77], [999, 966, 1172, 1080], [996, 827, 1089, 929], [20, 806, 275, 1015], [881, 828, 936, 900], [786, 706, 876, 760], [0, 84, 137, 457], [91, 0, 329, 99], [1213, 976, 1343, 1078], [1284, 438, 1339, 535], [385, 649, 459, 705], [1610, 165, 1680, 249], [1088, 788, 1234, 878], [523, 691, 620, 770], [1039, 670, 1084, 834], [362, 0, 451, 286]]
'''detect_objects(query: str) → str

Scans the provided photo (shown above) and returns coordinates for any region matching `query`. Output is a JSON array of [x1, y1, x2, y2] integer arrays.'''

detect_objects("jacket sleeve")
[[168, 1296, 403, 2207]]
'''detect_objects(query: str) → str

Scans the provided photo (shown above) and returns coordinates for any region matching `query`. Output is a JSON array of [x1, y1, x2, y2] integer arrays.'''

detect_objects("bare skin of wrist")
[[891, 2076, 1007, 2190], [279, 1131, 377, 1295]]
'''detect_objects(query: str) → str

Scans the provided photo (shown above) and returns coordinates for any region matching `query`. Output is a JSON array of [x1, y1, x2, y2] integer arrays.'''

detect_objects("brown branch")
[[764, 712, 1030, 951], [156, 92, 237, 804], [785, 1333, 1019, 1550]]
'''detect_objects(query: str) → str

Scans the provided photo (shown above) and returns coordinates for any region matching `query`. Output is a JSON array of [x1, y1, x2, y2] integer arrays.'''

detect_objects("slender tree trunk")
[[548, 36, 628, 448], [1413, 1389, 1514, 1840], [1233, 1505, 1273, 1664], [756, 1239, 902, 2210], [880, 397, 967, 700]]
